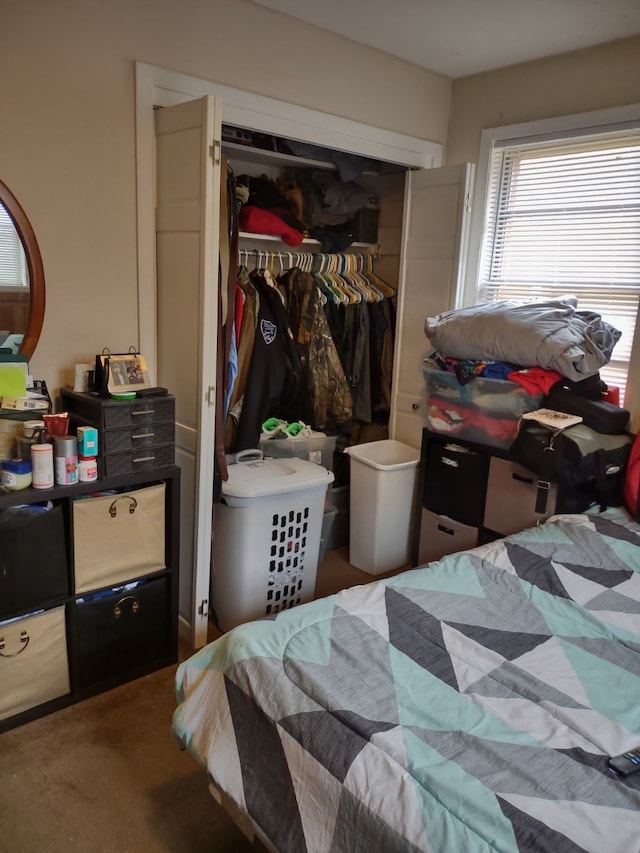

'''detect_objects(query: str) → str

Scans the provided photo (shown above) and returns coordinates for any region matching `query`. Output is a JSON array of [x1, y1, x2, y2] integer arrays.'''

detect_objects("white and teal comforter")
[[173, 508, 640, 852]]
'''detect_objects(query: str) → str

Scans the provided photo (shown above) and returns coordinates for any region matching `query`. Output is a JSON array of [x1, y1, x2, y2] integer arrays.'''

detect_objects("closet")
[[150, 82, 472, 647]]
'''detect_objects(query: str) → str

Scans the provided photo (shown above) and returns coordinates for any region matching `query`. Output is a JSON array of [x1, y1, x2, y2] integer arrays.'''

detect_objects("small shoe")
[[260, 417, 288, 440], [283, 421, 326, 439]]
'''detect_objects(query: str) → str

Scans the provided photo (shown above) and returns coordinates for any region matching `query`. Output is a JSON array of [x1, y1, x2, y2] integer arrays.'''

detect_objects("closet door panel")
[[389, 164, 474, 449], [155, 95, 223, 649]]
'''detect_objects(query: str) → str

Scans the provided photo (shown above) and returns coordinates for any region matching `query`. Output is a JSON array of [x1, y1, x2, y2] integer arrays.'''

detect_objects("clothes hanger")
[[363, 253, 395, 297]]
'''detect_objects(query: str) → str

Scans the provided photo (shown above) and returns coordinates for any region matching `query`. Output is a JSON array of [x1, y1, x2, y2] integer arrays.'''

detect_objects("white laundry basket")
[[212, 453, 334, 631], [345, 439, 420, 575]]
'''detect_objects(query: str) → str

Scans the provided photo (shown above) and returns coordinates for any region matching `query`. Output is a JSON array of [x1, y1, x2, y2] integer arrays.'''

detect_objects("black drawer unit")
[[60, 388, 175, 476]]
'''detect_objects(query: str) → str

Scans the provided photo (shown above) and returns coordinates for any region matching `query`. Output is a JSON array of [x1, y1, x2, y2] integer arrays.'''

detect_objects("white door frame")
[[134, 61, 443, 380]]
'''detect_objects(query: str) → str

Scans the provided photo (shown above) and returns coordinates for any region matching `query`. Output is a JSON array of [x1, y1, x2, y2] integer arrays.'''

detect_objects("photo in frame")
[[103, 353, 150, 394]]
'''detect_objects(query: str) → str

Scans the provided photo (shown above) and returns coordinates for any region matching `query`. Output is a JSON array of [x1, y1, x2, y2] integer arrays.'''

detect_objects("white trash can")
[[345, 439, 420, 575], [212, 454, 334, 631]]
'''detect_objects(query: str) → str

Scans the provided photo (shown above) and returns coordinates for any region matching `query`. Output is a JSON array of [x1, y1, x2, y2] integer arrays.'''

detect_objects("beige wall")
[[447, 35, 640, 166], [1, 0, 450, 396]]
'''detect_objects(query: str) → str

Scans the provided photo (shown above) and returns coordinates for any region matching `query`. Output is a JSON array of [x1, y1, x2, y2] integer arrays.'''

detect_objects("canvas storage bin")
[[424, 367, 543, 450], [72, 576, 170, 688], [73, 483, 166, 594], [422, 440, 488, 528], [0, 605, 70, 721], [0, 503, 69, 620], [417, 509, 479, 565]]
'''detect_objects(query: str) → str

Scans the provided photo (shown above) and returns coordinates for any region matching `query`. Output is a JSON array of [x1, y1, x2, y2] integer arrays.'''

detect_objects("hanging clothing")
[[325, 300, 372, 423], [280, 267, 353, 429], [224, 267, 259, 451], [234, 270, 312, 451]]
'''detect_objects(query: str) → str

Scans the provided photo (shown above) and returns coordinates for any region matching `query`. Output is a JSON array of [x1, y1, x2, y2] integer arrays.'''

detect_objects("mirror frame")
[[0, 179, 45, 359]]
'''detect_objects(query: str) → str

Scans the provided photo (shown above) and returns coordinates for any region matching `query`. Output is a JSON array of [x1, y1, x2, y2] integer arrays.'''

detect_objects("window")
[[0, 203, 28, 289], [473, 127, 640, 403]]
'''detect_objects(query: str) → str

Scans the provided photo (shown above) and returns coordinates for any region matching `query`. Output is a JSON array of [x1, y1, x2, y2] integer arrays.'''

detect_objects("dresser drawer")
[[102, 421, 175, 454], [0, 606, 70, 721], [73, 483, 166, 594], [102, 444, 175, 478], [101, 397, 175, 429]]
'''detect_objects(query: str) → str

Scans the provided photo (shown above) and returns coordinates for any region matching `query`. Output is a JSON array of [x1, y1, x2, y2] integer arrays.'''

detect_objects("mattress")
[[173, 507, 640, 852]]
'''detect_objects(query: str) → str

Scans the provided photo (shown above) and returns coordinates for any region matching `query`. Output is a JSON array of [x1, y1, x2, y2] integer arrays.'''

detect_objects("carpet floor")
[[0, 661, 254, 853], [0, 547, 406, 852]]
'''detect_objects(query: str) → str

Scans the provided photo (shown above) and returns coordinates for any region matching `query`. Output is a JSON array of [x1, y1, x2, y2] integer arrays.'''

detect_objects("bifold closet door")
[[155, 95, 222, 649], [390, 163, 474, 450]]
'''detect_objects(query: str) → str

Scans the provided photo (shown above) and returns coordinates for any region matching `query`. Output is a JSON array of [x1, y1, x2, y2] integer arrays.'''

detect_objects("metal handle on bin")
[[0, 629, 30, 657], [109, 495, 138, 517], [114, 595, 140, 618]]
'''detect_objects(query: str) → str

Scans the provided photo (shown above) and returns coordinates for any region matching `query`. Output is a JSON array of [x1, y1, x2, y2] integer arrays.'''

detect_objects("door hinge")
[[206, 385, 216, 405], [198, 598, 208, 617], [464, 192, 472, 212], [210, 139, 221, 165]]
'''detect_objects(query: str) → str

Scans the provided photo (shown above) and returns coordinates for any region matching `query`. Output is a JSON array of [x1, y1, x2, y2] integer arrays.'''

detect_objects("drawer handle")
[[512, 472, 534, 485], [114, 595, 140, 619], [0, 629, 30, 657], [109, 495, 138, 517], [132, 432, 154, 440], [132, 408, 154, 416], [437, 524, 454, 536], [133, 455, 156, 463]]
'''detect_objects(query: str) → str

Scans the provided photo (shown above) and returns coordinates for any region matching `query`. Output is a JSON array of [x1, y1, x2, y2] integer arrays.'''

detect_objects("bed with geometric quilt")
[[172, 506, 640, 852]]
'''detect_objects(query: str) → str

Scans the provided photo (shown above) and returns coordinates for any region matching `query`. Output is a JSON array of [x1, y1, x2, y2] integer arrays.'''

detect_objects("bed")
[[173, 507, 640, 852]]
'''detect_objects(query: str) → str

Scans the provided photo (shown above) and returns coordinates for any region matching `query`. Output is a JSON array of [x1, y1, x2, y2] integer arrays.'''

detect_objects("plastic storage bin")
[[317, 505, 338, 565], [211, 455, 334, 631], [259, 435, 337, 471], [345, 439, 420, 575], [424, 367, 543, 450]]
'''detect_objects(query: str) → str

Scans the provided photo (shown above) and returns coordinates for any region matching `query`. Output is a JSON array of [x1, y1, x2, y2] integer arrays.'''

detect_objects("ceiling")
[[250, 0, 640, 78]]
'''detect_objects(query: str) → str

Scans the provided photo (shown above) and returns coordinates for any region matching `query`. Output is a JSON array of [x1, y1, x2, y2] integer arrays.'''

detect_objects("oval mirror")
[[0, 179, 45, 360]]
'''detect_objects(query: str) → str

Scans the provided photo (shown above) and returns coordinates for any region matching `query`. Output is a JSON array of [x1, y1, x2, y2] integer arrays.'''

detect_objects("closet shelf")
[[224, 142, 336, 172], [239, 231, 377, 249], [224, 142, 380, 176]]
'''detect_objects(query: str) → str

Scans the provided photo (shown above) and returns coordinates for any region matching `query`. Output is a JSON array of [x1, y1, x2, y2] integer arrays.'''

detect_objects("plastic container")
[[78, 456, 98, 482], [424, 367, 543, 450], [1, 458, 32, 491], [31, 441, 54, 489], [344, 439, 420, 574], [317, 505, 338, 565], [54, 435, 78, 485], [211, 454, 334, 631], [259, 435, 337, 471]]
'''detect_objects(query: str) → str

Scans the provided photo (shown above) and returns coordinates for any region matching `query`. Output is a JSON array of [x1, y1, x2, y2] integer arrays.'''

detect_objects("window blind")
[[0, 204, 27, 288], [477, 132, 640, 402]]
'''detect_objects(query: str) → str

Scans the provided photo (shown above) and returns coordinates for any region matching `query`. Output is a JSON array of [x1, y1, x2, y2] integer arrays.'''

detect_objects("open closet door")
[[390, 163, 474, 449], [155, 95, 222, 648]]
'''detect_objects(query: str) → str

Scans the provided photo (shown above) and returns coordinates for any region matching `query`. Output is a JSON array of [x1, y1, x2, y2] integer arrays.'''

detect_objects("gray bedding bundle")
[[424, 297, 620, 381]]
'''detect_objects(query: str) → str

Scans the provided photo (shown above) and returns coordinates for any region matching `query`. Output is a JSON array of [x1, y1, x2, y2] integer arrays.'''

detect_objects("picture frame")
[[104, 353, 150, 394]]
